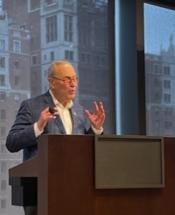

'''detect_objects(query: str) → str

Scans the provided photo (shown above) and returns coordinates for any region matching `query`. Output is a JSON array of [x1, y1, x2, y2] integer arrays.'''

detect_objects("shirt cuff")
[[91, 126, 103, 135], [34, 122, 44, 137]]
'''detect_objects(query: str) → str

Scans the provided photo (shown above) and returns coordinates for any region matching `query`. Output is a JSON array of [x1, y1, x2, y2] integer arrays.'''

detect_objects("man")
[[6, 60, 105, 215]]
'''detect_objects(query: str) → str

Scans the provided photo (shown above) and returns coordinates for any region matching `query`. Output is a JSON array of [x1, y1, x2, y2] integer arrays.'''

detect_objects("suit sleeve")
[[6, 101, 38, 152]]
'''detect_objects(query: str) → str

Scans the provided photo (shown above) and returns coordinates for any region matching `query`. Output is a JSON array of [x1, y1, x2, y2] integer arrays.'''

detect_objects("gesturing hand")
[[85, 101, 105, 130], [37, 107, 57, 131]]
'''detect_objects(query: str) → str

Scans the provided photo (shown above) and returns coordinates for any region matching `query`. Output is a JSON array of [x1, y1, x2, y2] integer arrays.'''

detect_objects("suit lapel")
[[54, 115, 66, 134], [43, 91, 66, 134], [43, 91, 55, 107], [70, 104, 80, 134]]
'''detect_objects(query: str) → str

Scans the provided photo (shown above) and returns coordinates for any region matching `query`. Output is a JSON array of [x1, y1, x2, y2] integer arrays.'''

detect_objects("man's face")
[[48, 63, 78, 105]]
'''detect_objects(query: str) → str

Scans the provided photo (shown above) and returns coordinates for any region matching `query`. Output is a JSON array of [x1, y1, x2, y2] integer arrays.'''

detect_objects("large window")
[[144, 3, 175, 136], [1, 0, 114, 214]]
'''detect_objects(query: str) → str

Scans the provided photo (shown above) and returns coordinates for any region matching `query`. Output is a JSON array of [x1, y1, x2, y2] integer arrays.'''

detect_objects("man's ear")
[[48, 78, 55, 89]]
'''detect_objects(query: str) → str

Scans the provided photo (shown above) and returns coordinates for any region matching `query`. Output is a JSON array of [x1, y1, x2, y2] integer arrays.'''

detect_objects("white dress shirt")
[[49, 90, 73, 134]]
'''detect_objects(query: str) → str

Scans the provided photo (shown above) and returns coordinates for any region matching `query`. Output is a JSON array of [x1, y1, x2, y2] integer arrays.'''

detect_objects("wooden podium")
[[9, 135, 175, 215]]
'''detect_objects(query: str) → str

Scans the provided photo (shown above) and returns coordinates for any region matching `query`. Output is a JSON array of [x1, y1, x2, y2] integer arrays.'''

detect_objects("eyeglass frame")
[[51, 75, 79, 85]]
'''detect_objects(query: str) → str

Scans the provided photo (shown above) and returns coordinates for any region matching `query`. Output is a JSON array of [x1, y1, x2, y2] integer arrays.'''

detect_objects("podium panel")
[[8, 135, 175, 215], [95, 135, 164, 188]]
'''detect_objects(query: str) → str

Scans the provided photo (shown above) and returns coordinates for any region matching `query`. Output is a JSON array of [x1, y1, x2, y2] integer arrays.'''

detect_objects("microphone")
[[49, 107, 57, 115]]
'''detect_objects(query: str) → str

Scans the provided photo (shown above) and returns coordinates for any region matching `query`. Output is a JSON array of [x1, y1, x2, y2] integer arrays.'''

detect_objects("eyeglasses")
[[52, 76, 79, 85]]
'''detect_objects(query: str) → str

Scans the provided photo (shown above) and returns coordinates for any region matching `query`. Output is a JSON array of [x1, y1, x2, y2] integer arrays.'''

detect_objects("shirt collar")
[[49, 89, 73, 109]]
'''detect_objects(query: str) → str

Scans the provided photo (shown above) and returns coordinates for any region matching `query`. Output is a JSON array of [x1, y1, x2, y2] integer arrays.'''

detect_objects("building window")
[[0, 144, 7, 153], [164, 66, 170, 75], [64, 15, 73, 42], [0, 199, 6, 209], [63, 0, 74, 9], [1, 180, 6, 191], [13, 60, 19, 69], [0, 56, 5, 68], [0, 109, 6, 120], [81, 53, 90, 64], [43, 54, 47, 61], [32, 55, 37, 65], [164, 80, 171, 89], [164, 121, 173, 129], [13, 40, 21, 53], [65, 50, 74, 61], [154, 78, 161, 87], [0, 127, 6, 137], [50, 51, 55, 61], [0, 75, 5, 86], [164, 93, 171, 104], [0, 162, 6, 174], [28, 0, 40, 11], [155, 120, 160, 129], [0, 39, 5, 51], [14, 75, 20, 86], [154, 107, 160, 116], [0, 92, 6, 101], [153, 92, 161, 103], [154, 64, 161, 74], [164, 107, 173, 116], [44, 70, 48, 77], [46, 15, 57, 43]]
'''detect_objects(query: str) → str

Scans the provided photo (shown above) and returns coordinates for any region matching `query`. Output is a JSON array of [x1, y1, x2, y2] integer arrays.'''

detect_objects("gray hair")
[[48, 60, 73, 77]]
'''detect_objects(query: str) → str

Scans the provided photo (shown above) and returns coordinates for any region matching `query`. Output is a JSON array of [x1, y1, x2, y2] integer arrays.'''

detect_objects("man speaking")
[[6, 60, 105, 215]]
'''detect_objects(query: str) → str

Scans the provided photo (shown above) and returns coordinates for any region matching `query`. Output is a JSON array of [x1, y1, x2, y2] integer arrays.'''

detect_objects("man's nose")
[[70, 81, 78, 87]]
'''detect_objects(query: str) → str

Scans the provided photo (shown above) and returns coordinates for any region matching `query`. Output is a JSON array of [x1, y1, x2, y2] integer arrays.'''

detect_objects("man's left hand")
[[85, 101, 105, 130]]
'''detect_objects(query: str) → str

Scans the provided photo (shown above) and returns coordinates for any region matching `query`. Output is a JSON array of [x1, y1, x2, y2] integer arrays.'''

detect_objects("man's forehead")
[[53, 63, 76, 77]]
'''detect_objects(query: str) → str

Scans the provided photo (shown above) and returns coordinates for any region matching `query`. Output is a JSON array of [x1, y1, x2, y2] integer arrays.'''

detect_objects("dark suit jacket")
[[6, 91, 93, 160]]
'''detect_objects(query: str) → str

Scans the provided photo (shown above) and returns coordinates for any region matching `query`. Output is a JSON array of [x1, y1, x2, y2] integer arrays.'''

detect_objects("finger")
[[49, 107, 56, 114], [84, 109, 92, 119], [99, 101, 105, 114], [41, 108, 55, 120], [85, 110, 97, 126], [42, 106, 50, 112], [93, 101, 99, 112]]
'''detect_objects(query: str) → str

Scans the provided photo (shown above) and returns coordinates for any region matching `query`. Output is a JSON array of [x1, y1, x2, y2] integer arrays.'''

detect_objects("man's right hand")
[[36, 107, 56, 131]]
